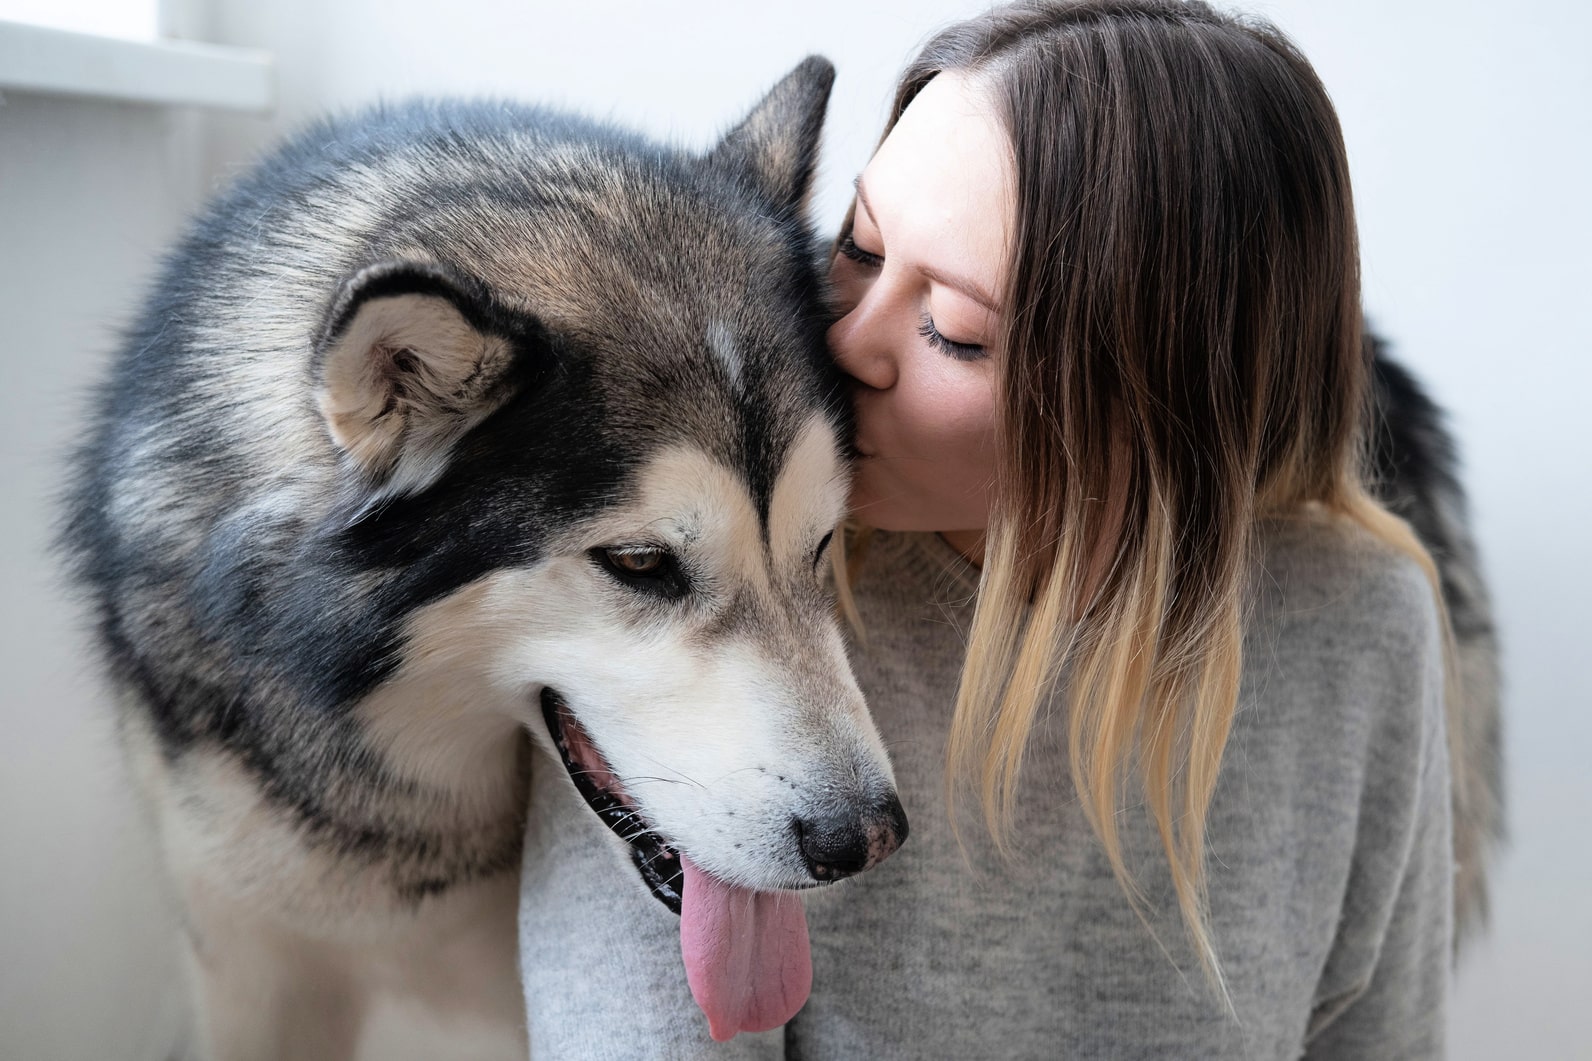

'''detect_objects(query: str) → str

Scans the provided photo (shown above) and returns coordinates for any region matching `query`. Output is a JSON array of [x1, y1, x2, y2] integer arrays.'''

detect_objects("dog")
[[60, 57, 909, 1058]]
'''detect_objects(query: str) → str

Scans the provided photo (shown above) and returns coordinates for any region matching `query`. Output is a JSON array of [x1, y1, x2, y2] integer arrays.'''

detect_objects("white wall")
[[196, 0, 997, 238], [3, 1, 1586, 1057], [0, 94, 200, 1060]]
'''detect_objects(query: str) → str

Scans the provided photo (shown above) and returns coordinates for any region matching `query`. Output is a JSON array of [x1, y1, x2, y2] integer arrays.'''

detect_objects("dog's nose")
[[796, 792, 910, 882]]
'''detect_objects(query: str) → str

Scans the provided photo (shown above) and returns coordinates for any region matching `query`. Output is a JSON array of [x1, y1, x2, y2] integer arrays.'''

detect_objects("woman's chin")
[[846, 478, 912, 531], [847, 493, 965, 537], [847, 471, 990, 537]]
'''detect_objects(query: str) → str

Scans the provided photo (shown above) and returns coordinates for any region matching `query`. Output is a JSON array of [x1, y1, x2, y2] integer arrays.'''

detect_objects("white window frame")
[[0, 19, 272, 112]]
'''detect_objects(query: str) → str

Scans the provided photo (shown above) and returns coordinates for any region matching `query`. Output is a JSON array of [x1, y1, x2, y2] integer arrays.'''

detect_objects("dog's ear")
[[709, 55, 835, 216], [314, 260, 522, 501]]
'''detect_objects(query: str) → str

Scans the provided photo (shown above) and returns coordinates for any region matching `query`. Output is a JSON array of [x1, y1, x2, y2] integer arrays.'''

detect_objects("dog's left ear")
[[314, 260, 522, 501], [708, 55, 835, 216]]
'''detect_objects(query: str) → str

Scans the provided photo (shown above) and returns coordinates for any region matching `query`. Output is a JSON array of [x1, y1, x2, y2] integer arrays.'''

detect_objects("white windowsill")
[[0, 20, 272, 112]]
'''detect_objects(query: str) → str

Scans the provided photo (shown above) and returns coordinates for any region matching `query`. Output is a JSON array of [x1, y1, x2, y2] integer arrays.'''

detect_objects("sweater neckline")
[[865, 530, 983, 598]]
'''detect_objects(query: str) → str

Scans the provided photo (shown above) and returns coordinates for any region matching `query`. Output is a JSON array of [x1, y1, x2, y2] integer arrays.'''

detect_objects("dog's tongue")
[[679, 856, 811, 1042]]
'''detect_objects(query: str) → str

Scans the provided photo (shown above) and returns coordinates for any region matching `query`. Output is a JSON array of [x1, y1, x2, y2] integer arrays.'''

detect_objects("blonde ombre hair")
[[837, 0, 1450, 986]]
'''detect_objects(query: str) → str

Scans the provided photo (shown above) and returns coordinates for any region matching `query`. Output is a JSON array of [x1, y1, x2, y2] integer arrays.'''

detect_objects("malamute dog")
[[60, 58, 908, 1057]]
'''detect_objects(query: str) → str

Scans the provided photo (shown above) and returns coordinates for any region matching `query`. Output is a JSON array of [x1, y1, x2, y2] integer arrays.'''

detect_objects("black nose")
[[796, 792, 910, 882]]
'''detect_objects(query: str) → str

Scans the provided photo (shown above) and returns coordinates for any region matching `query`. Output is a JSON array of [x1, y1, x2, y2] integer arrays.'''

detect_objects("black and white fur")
[[60, 58, 908, 1059]]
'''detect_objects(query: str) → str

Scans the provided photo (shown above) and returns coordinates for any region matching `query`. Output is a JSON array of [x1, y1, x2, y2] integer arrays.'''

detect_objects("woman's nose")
[[827, 295, 897, 392]]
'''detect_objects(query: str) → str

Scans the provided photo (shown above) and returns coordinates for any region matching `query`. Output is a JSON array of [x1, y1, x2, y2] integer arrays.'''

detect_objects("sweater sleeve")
[[519, 748, 785, 1060], [1301, 580, 1454, 1061]]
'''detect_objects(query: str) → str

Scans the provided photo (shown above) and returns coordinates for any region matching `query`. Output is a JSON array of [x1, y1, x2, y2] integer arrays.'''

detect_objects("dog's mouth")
[[536, 687, 827, 1042], [540, 688, 684, 913]]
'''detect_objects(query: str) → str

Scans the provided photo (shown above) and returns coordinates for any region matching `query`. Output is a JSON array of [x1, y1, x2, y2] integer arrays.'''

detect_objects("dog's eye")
[[592, 546, 689, 600], [609, 549, 664, 575], [813, 530, 835, 572]]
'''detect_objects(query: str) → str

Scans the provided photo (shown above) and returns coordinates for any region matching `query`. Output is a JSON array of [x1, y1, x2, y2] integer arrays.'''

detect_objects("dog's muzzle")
[[540, 687, 909, 910]]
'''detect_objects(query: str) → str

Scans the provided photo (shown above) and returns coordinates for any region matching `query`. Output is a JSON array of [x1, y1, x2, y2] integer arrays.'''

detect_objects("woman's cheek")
[[910, 374, 980, 453]]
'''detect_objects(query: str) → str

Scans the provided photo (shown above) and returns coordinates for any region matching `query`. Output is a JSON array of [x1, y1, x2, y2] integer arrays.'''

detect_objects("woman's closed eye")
[[837, 230, 883, 269], [918, 313, 986, 362]]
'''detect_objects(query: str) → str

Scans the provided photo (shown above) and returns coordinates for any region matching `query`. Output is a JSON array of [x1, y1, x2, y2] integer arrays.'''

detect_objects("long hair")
[[840, 0, 1445, 983]]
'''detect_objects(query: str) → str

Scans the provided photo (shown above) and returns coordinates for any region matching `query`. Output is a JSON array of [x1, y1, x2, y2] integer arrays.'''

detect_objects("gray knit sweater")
[[519, 516, 1452, 1059]]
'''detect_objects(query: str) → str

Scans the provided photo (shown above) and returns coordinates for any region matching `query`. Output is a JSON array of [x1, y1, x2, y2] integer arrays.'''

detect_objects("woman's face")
[[828, 71, 1014, 537]]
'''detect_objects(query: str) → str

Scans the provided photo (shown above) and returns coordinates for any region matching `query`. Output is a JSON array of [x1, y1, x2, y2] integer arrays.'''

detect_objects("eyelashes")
[[836, 230, 882, 268], [917, 313, 986, 362]]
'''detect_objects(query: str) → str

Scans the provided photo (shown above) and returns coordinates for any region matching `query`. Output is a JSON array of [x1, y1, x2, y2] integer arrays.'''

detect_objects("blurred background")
[[2, 1, 1587, 1057]]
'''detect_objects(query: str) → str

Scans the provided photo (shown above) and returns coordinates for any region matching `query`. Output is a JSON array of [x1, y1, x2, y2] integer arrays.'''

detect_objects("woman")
[[521, 1, 1454, 1056]]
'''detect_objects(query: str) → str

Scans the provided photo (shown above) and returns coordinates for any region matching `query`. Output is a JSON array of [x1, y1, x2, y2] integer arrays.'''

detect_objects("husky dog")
[[61, 58, 909, 1057]]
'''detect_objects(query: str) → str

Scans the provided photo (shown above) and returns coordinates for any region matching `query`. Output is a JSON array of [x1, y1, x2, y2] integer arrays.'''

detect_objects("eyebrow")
[[853, 176, 1001, 314]]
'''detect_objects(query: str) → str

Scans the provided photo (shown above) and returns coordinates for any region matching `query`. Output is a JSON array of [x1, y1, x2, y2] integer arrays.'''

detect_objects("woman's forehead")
[[860, 71, 1013, 305]]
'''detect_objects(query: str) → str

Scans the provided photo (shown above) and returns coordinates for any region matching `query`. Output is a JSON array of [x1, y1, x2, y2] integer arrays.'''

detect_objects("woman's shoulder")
[[1251, 508, 1440, 652], [1240, 508, 1445, 773], [1217, 513, 1452, 1038]]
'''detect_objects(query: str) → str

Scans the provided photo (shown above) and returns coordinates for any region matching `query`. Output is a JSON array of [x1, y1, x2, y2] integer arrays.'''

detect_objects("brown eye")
[[591, 546, 689, 600], [607, 548, 664, 574]]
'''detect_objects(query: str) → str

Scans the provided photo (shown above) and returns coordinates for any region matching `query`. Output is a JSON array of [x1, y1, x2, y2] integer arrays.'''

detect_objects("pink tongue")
[[678, 856, 812, 1042]]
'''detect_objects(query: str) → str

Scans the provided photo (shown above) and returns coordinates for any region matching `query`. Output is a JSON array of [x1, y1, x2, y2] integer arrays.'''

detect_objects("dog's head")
[[311, 59, 905, 919]]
